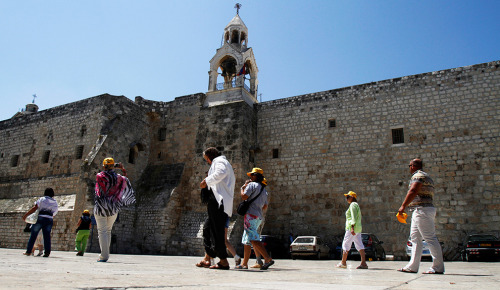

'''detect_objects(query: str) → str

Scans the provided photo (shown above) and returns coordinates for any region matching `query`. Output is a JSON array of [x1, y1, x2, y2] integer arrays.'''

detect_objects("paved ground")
[[0, 248, 499, 289]]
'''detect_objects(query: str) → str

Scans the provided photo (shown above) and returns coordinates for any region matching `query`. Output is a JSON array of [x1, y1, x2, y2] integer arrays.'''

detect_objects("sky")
[[1, 0, 499, 121]]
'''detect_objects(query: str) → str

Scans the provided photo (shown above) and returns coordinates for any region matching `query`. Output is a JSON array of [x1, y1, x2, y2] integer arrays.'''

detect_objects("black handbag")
[[237, 184, 265, 216]]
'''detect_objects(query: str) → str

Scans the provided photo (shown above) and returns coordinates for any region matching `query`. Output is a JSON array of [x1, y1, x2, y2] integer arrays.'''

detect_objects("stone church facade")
[[0, 13, 498, 260]]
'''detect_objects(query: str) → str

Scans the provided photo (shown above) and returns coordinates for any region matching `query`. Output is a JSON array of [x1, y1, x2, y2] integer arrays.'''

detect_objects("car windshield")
[[469, 235, 497, 242], [295, 237, 314, 243]]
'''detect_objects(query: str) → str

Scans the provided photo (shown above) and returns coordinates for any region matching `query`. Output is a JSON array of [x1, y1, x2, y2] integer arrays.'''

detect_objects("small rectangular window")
[[128, 148, 136, 164], [75, 145, 84, 159], [80, 125, 87, 137], [158, 128, 167, 141], [42, 150, 51, 163], [272, 149, 279, 159], [392, 128, 404, 144], [328, 119, 336, 128], [10, 155, 19, 167]]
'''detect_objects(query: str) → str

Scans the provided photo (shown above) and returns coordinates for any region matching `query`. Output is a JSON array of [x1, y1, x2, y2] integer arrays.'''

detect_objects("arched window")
[[231, 30, 239, 44]]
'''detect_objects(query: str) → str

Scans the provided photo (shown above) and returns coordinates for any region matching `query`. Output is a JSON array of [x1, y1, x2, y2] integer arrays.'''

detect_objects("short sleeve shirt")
[[408, 170, 434, 208], [36, 196, 59, 218], [243, 182, 268, 219]]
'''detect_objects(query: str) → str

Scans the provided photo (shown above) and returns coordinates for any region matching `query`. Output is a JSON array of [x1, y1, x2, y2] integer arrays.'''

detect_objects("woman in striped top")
[[94, 157, 135, 262]]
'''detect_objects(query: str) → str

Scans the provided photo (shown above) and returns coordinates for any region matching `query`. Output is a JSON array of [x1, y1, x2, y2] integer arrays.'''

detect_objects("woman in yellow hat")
[[237, 168, 274, 270], [94, 157, 136, 262], [75, 209, 92, 256], [336, 191, 368, 269]]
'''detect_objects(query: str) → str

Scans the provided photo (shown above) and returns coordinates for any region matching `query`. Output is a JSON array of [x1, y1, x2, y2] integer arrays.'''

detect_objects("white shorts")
[[341, 231, 365, 252]]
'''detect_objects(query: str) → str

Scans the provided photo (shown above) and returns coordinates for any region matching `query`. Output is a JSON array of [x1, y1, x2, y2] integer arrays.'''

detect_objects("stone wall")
[[1, 61, 498, 260], [255, 61, 500, 259], [0, 95, 111, 251]]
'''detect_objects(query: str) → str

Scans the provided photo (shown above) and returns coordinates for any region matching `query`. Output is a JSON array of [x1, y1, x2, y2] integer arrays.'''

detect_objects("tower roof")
[[225, 14, 247, 30]]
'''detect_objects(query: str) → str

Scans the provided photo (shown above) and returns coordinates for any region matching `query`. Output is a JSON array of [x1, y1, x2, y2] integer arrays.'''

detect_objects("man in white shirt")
[[199, 147, 235, 270]]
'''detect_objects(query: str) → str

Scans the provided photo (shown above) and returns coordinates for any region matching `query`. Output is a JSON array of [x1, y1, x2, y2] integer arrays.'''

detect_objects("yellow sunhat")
[[103, 157, 115, 166], [396, 212, 408, 224], [247, 167, 264, 177], [344, 191, 357, 199]]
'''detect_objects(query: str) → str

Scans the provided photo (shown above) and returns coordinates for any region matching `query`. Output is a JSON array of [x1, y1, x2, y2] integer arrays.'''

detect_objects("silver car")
[[290, 236, 330, 260], [406, 236, 443, 260]]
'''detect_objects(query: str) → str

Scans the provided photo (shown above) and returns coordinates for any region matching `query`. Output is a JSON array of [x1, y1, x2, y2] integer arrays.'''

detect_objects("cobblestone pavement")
[[0, 248, 498, 289]]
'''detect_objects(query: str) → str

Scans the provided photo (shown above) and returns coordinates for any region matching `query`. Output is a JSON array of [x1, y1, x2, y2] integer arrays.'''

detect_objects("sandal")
[[235, 265, 248, 269], [356, 264, 368, 269], [336, 263, 347, 268], [195, 260, 211, 268], [260, 260, 275, 270], [209, 262, 230, 270], [397, 268, 416, 273], [422, 270, 444, 274]]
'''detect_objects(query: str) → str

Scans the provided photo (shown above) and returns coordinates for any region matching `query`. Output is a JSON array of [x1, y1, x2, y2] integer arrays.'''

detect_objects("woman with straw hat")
[[336, 191, 368, 269], [236, 168, 274, 270]]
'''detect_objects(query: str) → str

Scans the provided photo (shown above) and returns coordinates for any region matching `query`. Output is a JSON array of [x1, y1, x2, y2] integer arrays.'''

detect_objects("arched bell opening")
[[230, 30, 239, 44], [240, 60, 257, 95], [240, 32, 247, 47], [217, 56, 238, 89]]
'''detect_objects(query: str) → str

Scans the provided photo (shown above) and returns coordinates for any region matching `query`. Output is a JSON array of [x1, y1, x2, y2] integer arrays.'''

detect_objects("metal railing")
[[216, 81, 251, 93]]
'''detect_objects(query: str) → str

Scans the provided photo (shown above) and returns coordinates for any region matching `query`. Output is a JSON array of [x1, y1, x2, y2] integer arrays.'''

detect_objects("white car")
[[290, 236, 330, 260]]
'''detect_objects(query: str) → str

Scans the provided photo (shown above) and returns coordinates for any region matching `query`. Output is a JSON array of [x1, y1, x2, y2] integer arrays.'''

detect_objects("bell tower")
[[205, 5, 259, 107]]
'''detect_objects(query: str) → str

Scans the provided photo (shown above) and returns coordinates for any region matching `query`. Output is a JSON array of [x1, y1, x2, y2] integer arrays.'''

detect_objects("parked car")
[[460, 234, 500, 262], [335, 233, 386, 261], [260, 235, 290, 259], [406, 236, 445, 260], [290, 236, 330, 260]]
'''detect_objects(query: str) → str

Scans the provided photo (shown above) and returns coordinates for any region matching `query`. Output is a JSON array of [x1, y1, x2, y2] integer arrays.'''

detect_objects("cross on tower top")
[[234, 3, 242, 15]]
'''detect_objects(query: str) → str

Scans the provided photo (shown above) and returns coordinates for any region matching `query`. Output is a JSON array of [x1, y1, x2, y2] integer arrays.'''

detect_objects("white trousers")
[[342, 231, 365, 252], [94, 214, 118, 260], [405, 207, 444, 273]]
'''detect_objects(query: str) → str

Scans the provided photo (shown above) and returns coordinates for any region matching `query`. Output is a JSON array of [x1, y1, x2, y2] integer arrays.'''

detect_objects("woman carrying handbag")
[[22, 188, 58, 257], [236, 168, 274, 270]]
